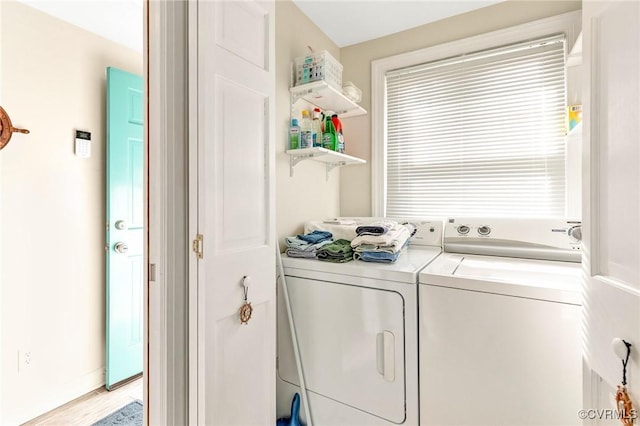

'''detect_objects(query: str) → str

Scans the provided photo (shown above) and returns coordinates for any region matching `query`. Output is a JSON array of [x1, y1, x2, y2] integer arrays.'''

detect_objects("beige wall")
[[276, 0, 342, 243], [0, 2, 142, 423], [339, 0, 583, 216]]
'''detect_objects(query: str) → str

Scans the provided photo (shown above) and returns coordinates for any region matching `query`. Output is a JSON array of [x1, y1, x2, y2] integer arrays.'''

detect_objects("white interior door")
[[583, 0, 640, 415], [195, 1, 275, 424]]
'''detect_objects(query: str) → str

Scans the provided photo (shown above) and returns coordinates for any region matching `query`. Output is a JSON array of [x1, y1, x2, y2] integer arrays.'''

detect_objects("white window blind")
[[385, 35, 566, 218]]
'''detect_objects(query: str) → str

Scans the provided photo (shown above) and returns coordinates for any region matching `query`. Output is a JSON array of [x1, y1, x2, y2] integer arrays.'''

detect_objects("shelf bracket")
[[326, 161, 346, 181], [290, 87, 315, 105], [288, 151, 347, 180], [289, 152, 317, 177]]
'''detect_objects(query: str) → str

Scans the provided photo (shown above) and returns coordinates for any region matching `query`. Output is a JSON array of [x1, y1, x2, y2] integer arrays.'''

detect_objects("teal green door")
[[106, 67, 144, 389]]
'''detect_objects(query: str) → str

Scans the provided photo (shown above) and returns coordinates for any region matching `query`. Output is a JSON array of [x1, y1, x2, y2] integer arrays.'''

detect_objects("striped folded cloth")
[[355, 220, 397, 236], [353, 242, 402, 254], [285, 237, 332, 258], [350, 224, 411, 253], [285, 249, 318, 259]]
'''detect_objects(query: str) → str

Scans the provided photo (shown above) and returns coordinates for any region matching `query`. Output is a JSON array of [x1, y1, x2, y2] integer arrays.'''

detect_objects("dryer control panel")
[[444, 217, 582, 262], [404, 218, 443, 247]]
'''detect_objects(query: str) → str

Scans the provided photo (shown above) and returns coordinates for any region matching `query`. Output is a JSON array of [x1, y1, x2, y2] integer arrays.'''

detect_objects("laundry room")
[[0, 0, 637, 424], [275, 1, 638, 425], [276, 0, 583, 233]]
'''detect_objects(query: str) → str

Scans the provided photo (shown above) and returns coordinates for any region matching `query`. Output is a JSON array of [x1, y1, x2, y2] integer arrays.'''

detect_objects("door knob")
[[114, 242, 129, 254], [115, 220, 128, 230]]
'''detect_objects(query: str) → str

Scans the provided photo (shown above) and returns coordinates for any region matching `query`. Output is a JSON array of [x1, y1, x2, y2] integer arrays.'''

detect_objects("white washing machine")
[[277, 219, 443, 425], [419, 218, 583, 426]]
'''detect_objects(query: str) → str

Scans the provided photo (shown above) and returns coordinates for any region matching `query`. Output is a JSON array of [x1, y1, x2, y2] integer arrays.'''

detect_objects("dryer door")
[[279, 276, 406, 423]]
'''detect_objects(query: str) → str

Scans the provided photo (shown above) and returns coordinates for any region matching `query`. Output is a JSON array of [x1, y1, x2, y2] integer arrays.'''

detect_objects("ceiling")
[[18, 0, 503, 52], [18, 0, 143, 53], [292, 0, 504, 47]]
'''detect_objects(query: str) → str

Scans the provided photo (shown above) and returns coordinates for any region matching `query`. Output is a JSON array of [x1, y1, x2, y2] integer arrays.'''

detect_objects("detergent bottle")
[[331, 114, 344, 153]]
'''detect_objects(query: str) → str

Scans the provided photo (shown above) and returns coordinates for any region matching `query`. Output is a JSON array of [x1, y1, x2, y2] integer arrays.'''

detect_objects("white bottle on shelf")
[[300, 110, 313, 149], [312, 108, 323, 147]]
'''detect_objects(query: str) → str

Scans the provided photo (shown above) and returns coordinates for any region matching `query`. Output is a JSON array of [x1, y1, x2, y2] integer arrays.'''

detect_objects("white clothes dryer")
[[277, 219, 443, 425], [419, 218, 583, 426]]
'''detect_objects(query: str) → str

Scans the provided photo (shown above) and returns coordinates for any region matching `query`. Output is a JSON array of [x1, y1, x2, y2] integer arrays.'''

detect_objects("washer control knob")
[[477, 226, 491, 236], [568, 225, 582, 243], [457, 225, 470, 235]]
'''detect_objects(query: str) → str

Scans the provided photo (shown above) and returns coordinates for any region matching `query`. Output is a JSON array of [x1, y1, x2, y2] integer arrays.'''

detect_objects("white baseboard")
[[16, 367, 105, 425]]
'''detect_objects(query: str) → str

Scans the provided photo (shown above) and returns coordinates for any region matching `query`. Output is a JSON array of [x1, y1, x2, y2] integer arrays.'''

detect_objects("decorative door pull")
[[612, 338, 634, 426], [0, 106, 29, 151], [239, 275, 253, 325]]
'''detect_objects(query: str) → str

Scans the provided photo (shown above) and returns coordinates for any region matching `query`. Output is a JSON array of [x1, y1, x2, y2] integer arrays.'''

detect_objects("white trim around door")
[[147, 1, 190, 424]]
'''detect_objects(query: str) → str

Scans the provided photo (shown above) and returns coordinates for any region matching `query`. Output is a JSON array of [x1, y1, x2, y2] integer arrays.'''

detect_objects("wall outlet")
[[18, 350, 32, 372]]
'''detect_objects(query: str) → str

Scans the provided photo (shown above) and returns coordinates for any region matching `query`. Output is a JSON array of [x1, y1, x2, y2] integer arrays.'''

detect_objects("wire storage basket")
[[294, 50, 343, 90]]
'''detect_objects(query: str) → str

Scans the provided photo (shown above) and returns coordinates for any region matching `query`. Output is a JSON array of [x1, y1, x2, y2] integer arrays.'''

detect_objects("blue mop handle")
[[290, 393, 302, 426]]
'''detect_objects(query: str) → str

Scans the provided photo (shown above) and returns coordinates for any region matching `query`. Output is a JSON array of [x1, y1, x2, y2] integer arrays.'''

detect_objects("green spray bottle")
[[322, 116, 338, 151]]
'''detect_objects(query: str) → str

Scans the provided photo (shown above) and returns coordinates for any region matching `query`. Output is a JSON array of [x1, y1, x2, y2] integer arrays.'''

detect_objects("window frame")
[[371, 10, 582, 217]]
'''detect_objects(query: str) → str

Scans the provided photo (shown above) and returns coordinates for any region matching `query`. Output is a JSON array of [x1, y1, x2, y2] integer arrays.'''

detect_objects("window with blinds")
[[385, 35, 566, 218]]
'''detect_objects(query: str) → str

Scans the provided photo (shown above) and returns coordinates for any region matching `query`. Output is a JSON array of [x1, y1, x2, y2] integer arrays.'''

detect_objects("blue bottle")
[[289, 119, 300, 149]]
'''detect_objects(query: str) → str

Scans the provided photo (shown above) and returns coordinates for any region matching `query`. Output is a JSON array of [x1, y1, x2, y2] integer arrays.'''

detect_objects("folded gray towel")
[[285, 249, 318, 259]]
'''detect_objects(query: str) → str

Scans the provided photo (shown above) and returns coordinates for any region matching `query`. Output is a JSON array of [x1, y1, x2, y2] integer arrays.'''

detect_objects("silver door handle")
[[115, 220, 128, 230], [376, 330, 395, 382], [114, 242, 128, 254]]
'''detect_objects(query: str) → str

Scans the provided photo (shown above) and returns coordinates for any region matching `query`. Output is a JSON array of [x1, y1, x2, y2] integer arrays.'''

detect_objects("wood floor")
[[22, 377, 143, 426]]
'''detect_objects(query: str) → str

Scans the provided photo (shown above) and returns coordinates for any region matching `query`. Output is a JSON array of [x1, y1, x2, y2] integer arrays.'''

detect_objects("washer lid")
[[419, 253, 582, 304], [282, 246, 441, 284]]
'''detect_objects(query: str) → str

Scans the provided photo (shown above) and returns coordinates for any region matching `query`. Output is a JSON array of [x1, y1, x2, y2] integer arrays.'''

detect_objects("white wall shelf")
[[290, 81, 366, 118], [286, 147, 366, 180]]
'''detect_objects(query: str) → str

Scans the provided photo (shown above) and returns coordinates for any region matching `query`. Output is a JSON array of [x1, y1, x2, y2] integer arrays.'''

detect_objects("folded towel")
[[323, 218, 358, 225], [297, 230, 333, 244], [355, 220, 397, 236], [285, 237, 332, 252], [285, 236, 309, 249], [317, 253, 353, 263], [402, 222, 418, 238], [354, 250, 402, 263], [285, 249, 319, 259], [318, 239, 353, 254], [317, 239, 354, 263], [284, 237, 333, 259], [350, 224, 411, 252], [305, 221, 359, 241], [353, 243, 402, 254]]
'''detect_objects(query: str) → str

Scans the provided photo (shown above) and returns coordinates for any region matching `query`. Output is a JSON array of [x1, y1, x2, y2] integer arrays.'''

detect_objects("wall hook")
[[612, 338, 633, 385], [621, 339, 632, 386], [0, 106, 29, 150], [612, 338, 635, 426]]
